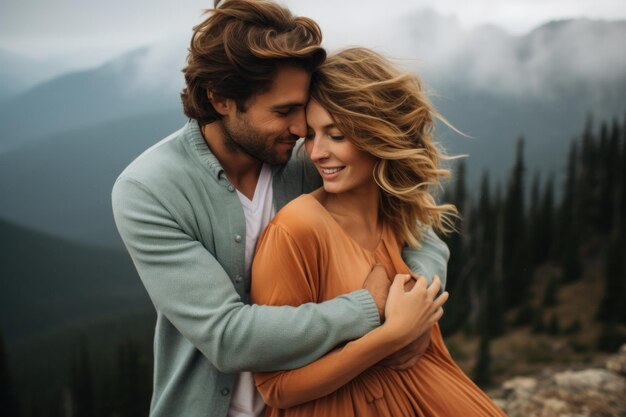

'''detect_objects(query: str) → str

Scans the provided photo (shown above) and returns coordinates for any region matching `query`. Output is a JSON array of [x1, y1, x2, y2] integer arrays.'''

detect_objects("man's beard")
[[222, 114, 298, 165]]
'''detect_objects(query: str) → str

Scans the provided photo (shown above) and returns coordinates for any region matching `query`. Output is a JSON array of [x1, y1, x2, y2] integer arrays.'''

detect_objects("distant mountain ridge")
[[0, 48, 76, 104], [0, 39, 187, 152]]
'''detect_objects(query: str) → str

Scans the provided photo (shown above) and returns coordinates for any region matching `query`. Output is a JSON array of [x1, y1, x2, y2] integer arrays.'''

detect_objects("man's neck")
[[202, 122, 263, 199]]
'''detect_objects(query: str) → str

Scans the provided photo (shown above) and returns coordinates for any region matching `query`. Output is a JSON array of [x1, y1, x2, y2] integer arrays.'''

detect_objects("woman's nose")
[[307, 137, 328, 162]]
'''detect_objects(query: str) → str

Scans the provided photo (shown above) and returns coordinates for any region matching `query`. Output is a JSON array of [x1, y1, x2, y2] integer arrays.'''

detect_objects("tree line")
[[441, 113, 626, 384]]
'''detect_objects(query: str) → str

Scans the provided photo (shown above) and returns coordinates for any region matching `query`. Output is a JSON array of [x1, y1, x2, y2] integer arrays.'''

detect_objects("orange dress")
[[251, 194, 507, 417]]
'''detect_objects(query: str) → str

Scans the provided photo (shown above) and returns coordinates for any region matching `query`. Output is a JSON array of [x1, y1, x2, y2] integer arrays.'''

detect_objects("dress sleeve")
[[251, 222, 401, 409]]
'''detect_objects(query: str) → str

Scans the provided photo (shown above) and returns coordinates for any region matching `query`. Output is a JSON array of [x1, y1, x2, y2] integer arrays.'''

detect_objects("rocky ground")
[[488, 344, 626, 417]]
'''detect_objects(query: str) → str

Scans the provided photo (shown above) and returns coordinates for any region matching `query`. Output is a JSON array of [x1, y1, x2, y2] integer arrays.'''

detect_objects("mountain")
[[0, 38, 187, 152], [0, 108, 186, 247], [0, 218, 151, 343], [0, 48, 75, 103]]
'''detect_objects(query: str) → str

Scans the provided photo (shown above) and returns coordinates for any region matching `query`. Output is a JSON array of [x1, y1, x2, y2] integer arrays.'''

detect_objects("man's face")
[[222, 65, 311, 165]]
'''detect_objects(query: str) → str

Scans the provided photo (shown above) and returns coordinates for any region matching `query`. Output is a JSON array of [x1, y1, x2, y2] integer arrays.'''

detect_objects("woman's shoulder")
[[270, 193, 333, 242]]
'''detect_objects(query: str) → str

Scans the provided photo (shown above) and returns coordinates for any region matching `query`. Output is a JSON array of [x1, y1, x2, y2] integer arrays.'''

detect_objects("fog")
[[1, 0, 624, 65]]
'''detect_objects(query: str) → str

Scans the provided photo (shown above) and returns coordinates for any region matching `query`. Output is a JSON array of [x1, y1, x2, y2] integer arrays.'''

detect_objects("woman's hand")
[[381, 275, 448, 347]]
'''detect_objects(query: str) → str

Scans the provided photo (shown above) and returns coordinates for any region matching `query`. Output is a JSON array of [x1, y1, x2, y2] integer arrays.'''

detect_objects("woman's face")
[[305, 99, 378, 196]]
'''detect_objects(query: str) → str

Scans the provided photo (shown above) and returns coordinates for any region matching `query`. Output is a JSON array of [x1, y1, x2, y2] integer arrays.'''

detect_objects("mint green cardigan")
[[111, 120, 449, 417]]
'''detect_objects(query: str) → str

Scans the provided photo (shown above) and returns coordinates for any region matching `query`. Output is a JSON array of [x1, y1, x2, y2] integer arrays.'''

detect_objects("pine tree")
[[559, 141, 582, 282], [502, 137, 528, 307], [599, 120, 621, 233], [577, 115, 600, 234], [529, 172, 553, 265], [539, 178, 555, 262], [0, 331, 20, 417], [472, 336, 492, 386], [597, 235, 626, 324], [529, 171, 541, 263]]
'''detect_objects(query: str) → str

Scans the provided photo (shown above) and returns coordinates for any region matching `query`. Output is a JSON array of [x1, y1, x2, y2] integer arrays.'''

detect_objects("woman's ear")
[[207, 90, 234, 116]]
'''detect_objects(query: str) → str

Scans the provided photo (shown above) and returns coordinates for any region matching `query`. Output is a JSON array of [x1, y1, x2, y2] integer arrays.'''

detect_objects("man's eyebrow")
[[271, 101, 306, 109]]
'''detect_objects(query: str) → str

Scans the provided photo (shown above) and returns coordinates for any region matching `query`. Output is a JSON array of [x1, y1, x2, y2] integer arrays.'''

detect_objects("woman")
[[251, 48, 506, 417]]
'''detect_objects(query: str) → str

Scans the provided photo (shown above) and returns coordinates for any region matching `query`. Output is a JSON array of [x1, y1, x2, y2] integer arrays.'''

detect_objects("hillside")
[[0, 218, 151, 342], [0, 109, 185, 247]]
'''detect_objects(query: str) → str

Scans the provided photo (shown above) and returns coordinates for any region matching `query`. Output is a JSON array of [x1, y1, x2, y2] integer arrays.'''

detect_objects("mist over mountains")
[[0, 13, 624, 248], [0, 49, 76, 103], [0, 37, 188, 152]]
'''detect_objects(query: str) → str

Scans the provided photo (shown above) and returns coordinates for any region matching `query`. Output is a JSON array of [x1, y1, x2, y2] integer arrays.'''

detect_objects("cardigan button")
[[221, 388, 230, 396], [227, 184, 235, 192], [234, 234, 242, 243], [235, 275, 243, 283]]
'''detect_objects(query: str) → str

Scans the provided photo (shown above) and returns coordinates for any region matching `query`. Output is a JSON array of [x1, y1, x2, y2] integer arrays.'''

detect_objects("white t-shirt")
[[228, 163, 274, 417]]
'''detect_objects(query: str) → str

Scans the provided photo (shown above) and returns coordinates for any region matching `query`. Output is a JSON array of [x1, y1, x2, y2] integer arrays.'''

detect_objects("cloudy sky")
[[1, 0, 624, 67]]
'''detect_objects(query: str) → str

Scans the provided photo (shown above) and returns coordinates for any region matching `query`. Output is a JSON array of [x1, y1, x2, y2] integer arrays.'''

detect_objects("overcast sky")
[[1, 0, 624, 67]]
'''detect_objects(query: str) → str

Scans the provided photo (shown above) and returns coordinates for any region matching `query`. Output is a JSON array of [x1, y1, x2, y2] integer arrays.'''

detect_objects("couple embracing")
[[112, 1, 507, 416]]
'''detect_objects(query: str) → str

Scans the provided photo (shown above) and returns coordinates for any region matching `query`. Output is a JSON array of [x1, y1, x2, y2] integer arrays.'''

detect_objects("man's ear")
[[207, 90, 234, 116]]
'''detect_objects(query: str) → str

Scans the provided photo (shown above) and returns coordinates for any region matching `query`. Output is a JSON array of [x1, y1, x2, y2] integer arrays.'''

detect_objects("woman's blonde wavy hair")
[[309, 47, 458, 248]]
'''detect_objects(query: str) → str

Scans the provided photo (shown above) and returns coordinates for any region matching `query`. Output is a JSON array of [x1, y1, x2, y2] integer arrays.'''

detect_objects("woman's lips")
[[319, 166, 345, 179]]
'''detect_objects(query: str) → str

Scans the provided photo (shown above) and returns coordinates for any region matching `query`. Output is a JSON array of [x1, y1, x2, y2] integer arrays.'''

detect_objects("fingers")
[[391, 274, 412, 291], [425, 275, 442, 298], [393, 273, 412, 283], [432, 306, 444, 322], [433, 291, 449, 309]]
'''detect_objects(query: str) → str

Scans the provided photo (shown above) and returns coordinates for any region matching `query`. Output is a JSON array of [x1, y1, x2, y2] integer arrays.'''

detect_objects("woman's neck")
[[312, 183, 382, 251]]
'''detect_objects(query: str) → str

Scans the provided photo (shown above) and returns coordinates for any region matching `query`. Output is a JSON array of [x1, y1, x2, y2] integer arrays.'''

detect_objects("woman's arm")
[[251, 223, 446, 409]]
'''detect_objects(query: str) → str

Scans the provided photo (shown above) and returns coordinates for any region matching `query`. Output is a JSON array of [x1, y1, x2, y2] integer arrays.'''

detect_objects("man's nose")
[[289, 108, 307, 138]]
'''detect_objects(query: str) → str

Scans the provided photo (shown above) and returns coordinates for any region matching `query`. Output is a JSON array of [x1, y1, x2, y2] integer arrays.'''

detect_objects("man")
[[111, 1, 449, 416]]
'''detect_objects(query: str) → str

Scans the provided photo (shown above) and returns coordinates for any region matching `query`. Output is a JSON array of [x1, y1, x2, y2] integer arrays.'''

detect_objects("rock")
[[606, 344, 626, 376], [492, 346, 626, 417], [554, 369, 626, 393], [502, 377, 538, 398]]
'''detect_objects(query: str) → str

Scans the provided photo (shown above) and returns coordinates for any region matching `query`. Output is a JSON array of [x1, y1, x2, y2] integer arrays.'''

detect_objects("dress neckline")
[[302, 193, 388, 254]]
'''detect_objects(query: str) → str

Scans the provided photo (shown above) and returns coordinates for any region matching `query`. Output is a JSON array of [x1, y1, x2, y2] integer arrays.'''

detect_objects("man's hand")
[[378, 329, 431, 370], [362, 264, 391, 320]]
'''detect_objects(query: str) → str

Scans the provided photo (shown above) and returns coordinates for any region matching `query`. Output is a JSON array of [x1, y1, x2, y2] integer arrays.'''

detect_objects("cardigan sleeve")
[[251, 223, 402, 409], [402, 227, 450, 290], [111, 177, 381, 374]]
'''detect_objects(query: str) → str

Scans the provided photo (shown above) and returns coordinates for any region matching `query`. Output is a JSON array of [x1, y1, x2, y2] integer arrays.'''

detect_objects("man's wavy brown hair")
[[181, 0, 326, 125], [310, 48, 458, 248]]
